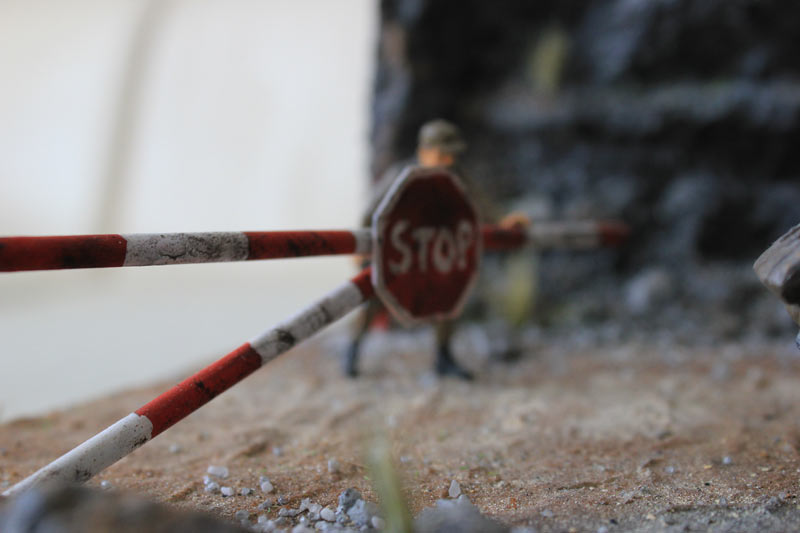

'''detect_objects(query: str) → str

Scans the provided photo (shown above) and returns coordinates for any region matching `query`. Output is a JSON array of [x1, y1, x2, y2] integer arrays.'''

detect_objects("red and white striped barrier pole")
[[0, 221, 628, 274], [2, 268, 374, 497], [0, 230, 372, 272], [482, 220, 630, 251]]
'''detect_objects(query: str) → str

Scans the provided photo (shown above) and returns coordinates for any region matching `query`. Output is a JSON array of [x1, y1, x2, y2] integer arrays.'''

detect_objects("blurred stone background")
[[370, 0, 800, 344]]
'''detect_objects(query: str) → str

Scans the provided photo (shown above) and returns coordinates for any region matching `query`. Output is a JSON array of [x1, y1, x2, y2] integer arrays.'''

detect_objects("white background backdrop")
[[0, 0, 376, 420]]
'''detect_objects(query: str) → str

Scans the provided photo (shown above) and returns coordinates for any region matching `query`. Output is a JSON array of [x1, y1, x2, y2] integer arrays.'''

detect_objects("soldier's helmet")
[[418, 119, 467, 155]]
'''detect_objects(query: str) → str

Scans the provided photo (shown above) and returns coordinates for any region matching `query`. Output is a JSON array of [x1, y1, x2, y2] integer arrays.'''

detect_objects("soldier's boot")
[[434, 345, 473, 381], [344, 341, 360, 378]]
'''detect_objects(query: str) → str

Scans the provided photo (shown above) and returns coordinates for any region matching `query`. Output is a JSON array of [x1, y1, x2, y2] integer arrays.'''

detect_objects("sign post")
[[371, 166, 482, 325]]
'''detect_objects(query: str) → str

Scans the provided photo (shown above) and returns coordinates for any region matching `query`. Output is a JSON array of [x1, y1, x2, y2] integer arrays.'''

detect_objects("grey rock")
[[764, 496, 784, 513], [346, 500, 380, 527], [448, 480, 461, 498], [327, 459, 341, 474], [337, 488, 362, 513], [414, 495, 507, 533], [320, 507, 336, 522], [257, 498, 275, 510], [207, 465, 229, 479]]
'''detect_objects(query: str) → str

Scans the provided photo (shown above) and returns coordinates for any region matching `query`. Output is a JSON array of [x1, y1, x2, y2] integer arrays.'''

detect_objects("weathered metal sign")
[[371, 166, 481, 325]]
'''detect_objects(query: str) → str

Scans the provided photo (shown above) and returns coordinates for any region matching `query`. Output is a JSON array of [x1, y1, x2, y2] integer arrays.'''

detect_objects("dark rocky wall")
[[370, 0, 800, 340]]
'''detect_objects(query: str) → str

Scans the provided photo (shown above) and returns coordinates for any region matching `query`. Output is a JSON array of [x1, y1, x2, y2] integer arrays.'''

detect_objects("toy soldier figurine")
[[754, 223, 800, 348], [345, 119, 528, 379]]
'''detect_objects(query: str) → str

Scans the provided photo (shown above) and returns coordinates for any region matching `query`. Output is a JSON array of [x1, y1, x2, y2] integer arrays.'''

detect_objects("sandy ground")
[[2, 331, 800, 531]]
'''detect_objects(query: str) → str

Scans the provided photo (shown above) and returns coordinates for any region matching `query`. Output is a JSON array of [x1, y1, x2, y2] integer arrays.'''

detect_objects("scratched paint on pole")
[[0, 230, 372, 272], [372, 166, 481, 325], [0, 235, 127, 272]]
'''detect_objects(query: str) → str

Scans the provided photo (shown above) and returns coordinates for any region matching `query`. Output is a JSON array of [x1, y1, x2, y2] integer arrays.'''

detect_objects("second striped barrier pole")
[[2, 268, 374, 497]]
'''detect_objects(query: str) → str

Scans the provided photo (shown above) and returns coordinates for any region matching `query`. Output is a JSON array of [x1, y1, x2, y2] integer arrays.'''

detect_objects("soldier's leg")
[[345, 298, 381, 377], [434, 320, 473, 380]]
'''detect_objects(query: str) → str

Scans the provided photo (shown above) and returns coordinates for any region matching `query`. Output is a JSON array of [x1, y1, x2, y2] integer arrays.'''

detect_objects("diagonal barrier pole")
[[0, 230, 372, 272], [2, 268, 374, 497]]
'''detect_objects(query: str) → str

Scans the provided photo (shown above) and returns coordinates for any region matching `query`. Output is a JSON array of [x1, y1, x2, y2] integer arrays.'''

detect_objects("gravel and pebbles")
[[196, 464, 515, 532], [198, 460, 536, 533]]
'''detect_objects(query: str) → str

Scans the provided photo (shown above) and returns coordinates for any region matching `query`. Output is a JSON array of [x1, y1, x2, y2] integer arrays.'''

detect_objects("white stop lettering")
[[388, 219, 474, 275]]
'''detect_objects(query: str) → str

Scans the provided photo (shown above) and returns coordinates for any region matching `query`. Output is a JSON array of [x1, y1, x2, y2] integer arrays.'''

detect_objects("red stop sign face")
[[372, 166, 482, 325]]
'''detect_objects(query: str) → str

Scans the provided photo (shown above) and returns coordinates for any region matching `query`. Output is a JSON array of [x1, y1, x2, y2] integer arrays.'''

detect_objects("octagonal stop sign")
[[371, 166, 482, 325]]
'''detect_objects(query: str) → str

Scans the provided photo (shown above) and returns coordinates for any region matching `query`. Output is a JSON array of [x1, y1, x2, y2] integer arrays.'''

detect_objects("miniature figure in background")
[[344, 119, 529, 379], [754, 222, 800, 348]]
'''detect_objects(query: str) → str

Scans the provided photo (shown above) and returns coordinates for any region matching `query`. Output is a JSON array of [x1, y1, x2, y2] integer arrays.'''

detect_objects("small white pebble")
[[235, 509, 249, 521], [221, 486, 234, 497], [168, 443, 182, 454], [597, 527, 609, 533], [448, 480, 461, 498], [204, 482, 220, 493], [308, 502, 323, 514], [541, 509, 554, 518], [664, 466, 676, 474], [100, 480, 112, 490], [722, 456, 733, 465], [202, 475, 212, 485], [261, 480, 275, 493], [272, 446, 283, 457], [327, 459, 341, 474], [207, 465, 229, 478], [371, 516, 386, 529], [320, 507, 336, 522], [258, 514, 268, 524], [240, 487, 253, 496]]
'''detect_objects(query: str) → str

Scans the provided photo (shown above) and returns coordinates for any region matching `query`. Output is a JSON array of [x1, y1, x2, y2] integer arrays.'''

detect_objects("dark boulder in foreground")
[[0, 483, 249, 533]]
